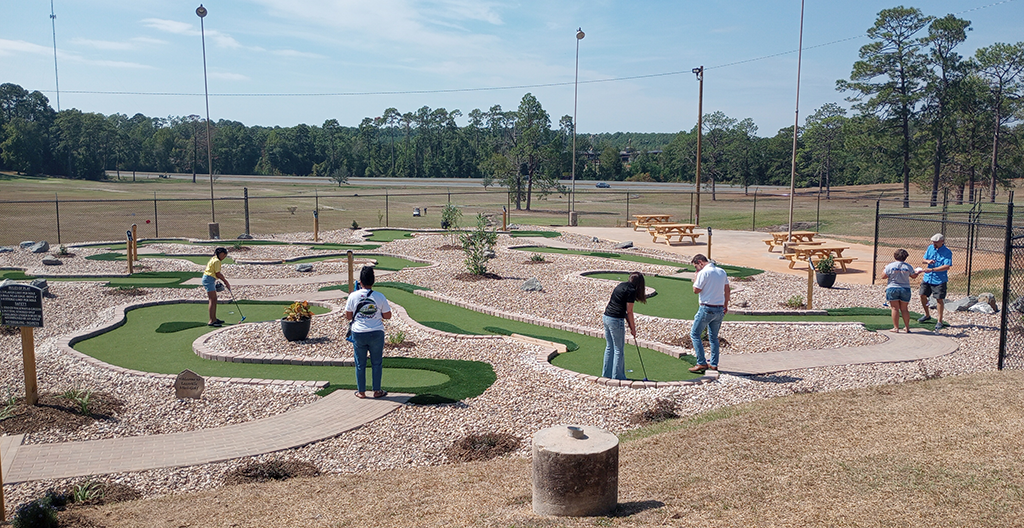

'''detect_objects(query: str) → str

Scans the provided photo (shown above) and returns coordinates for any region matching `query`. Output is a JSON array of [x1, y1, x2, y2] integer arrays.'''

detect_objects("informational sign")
[[0, 283, 43, 328]]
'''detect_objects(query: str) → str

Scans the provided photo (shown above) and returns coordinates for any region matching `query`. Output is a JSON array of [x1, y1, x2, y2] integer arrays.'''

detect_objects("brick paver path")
[[1, 390, 408, 484]]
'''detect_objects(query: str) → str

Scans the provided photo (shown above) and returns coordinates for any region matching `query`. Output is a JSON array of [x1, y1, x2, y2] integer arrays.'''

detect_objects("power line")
[[51, 0, 1017, 100]]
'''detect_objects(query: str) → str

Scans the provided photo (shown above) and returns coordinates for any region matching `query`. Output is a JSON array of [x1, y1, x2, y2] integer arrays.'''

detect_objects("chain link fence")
[[999, 207, 1024, 369]]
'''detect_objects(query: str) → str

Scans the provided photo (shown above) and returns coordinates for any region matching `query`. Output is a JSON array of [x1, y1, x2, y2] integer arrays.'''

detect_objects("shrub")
[[223, 459, 320, 485], [530, 253, 545, 262], [12, 490, 69, 528], [441, 202, 463, 245], [59, 387, 93, 415], [386, 330, 406, 346], [460, 214, 497, 275], [815, 254, 835, 274], [71, 481, 103, 503], [351, 220, 360, 230], [785, 295, 804, 308], [0, 387, 15, 421], [283, 301, 313, 322]]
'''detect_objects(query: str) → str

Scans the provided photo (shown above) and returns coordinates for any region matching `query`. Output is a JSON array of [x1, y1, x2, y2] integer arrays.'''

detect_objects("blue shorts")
[[201, 274, 217, 292], [886, 287, 911, 303]]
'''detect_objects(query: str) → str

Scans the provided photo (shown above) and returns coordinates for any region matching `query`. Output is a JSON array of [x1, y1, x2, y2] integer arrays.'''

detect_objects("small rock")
[[30, 279, 49, 295], [591, 237, 600, 243], [1010, 296, 1024, 313], [977, 292, 998, 312], [521, 277, 543, 292], [296, 263, 313, 272], [484, 250, 496, 259], [0, 246, 13, 253], [969, 303, 995, 314], [19, 241, 35, 249], [613, 241, 633, 249], [41, 258, 62, 266], [947, 295, 977, 312], [30, 241, 50, 253]]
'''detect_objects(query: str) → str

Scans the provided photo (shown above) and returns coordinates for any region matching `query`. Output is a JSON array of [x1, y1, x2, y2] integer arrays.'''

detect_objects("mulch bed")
[[385, 341, 417, 350], [223, 459, 320, 485], [454, 272, 502, 282], [523, 260, 551, 265], [437, 244, 463, 251], [670, 336, 730, 349], [0, 392, 123, 436], [445, 433, 522, 463], [103, 287, 149, 297]]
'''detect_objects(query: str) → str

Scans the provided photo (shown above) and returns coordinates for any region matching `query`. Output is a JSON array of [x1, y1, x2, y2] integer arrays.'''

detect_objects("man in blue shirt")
[[918, 233, 953, 331]]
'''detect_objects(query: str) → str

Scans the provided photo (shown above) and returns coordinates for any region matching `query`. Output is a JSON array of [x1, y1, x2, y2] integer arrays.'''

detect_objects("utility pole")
[[693, 66, 704, 226]]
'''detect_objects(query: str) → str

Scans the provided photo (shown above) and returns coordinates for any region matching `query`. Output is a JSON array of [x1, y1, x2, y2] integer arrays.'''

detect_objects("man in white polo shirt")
[[689, 253, 730, 373]]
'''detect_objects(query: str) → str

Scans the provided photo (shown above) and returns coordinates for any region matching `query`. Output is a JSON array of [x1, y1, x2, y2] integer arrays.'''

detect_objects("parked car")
[[595, 182, 611, 188]]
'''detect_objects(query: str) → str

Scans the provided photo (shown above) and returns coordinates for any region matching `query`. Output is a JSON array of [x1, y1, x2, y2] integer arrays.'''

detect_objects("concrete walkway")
[[720, 329, 958, 376], [1, 390, 409, 484]]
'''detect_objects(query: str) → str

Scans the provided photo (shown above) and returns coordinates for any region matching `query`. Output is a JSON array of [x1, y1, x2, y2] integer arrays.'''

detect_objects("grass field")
[[71, 301, 495, 403], [3, 172, 1017, 245]]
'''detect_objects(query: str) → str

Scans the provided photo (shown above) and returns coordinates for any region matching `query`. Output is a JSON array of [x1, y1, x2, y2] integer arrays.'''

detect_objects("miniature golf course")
[[324, 282, 703, 382], [588, 272, 943, 331], [511, 246, 762, 278], [72, 301, 495, 404]]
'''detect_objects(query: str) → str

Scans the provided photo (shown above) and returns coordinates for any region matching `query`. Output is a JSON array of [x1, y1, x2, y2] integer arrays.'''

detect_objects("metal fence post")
[[625, 191, 629, 222], [54, 193, 61, 245], [153, 192, 159, 238], [752, 189, 758, 231], [243, 187, 250, 235], [872, 200, 880, 285], [385, 189, 389, 227], [998, 198, 1014, 370]]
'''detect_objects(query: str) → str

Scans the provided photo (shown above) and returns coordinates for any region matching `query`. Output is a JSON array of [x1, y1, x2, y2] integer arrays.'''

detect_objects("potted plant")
[[814, 254, 837, 288], [281, 301, 313, 341]]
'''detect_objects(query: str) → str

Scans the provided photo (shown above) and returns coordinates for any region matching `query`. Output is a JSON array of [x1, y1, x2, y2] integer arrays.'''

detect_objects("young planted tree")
[[441, 202, 463, 245], [460, 213, 497, 276], [838, 6, 933, 207]]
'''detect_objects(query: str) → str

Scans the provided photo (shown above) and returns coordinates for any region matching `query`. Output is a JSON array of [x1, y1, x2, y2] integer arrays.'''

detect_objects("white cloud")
[[71, 38, 134, 51], [141, 18, 196, 36], [272, 49, 327, 59], [0, 39, 52, 57]]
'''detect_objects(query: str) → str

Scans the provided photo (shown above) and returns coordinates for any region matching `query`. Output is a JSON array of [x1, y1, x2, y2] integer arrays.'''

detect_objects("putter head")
[[239, 316, 246, 322]]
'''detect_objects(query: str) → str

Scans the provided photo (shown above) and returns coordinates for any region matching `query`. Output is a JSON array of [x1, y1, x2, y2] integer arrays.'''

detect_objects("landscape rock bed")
[[0, 228, 1001, 510]]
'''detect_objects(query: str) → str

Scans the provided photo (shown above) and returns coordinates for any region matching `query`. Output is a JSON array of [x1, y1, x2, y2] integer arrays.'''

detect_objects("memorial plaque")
[[0, 283, 44, 328], [174, 369, 205, 399]]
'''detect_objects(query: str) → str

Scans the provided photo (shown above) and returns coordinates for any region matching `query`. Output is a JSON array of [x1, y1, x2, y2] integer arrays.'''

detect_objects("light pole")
[[197, 4, 215, 223], [570, 27, 584, 225], [693, 66, 704, 226], [785, 0, 806, 253], [189, 114, 200, 184]]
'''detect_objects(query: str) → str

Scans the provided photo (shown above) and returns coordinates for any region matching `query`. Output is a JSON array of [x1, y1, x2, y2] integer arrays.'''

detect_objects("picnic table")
[[764, 231, 820, 252], [783, 244, 857, 271], [647, 223, 702, 245], [629, 214, 673, 231]]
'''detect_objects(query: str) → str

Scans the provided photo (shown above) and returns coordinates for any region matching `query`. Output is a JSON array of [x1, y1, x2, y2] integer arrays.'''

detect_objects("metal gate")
[[999, 202, 1024, 369]]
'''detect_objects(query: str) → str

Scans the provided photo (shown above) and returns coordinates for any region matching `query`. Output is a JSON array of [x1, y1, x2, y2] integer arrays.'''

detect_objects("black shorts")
[[919, 282, 947, 300]]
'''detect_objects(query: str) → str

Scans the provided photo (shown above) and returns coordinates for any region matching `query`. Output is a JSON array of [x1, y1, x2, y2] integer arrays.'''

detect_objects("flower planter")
[[815, 272, 837, 289], [281, 318, 311, 341]]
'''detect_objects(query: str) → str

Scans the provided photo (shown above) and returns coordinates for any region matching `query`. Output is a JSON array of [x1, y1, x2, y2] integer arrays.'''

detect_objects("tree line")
[[1, 6, 1021, 208]]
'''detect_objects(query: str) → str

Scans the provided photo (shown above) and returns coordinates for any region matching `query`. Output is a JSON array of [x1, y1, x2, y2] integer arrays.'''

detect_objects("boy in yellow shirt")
[[202, 247, 231, 327]]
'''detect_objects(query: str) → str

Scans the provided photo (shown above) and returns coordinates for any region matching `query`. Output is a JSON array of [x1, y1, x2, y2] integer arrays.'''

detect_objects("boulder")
[[30, 279, 48, 295], [613, 241, 633, 249], [0, 247, 13, 253], [29, 241, 50, 253], [947, 295, 977, 312], [969, 302, 995, 314], [41, 258, 62, 266], [295, 263, 313, 272], [521, 277, 543, 292], [236, 233, 253, 240], [1011, 296, 1024, 314], [591, 237, 600, 243], [19, 241, 34, 249], [484, 249, 496, 259], [977, 292, 998, 312]]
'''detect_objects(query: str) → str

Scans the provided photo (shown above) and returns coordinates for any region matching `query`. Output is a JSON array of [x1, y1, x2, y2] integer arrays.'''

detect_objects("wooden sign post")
[[131, 223, 139, 262], [347, 251, 354, 294], [0, 283, 44, 406], [126, 229, 134, 275], [313, 210, 319, 242]]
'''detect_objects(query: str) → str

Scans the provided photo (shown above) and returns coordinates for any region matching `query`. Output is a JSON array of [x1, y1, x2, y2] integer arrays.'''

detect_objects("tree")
[[511, 93, 554, 210], [1, 118, 46, 174], [801, 103, 848, 198], [838, 6, 933, 207], [922, 15, 970, 206], [972, 41, 1024, 201], [597, 146, 622, 181]]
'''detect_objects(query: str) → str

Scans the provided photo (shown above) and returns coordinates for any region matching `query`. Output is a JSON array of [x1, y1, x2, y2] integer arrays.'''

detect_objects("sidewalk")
[[1, 390, 409, 484]]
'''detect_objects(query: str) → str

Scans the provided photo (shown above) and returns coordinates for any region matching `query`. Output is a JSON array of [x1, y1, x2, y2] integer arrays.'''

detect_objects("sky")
[[1, 0, 1022, 136]]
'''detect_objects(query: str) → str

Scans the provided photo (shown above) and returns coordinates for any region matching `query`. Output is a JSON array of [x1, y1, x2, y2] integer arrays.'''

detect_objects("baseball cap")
[[930, 233, 945, 242]]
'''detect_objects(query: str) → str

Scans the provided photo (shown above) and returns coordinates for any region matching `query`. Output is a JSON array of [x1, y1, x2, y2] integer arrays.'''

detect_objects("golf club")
[[633, 335, 649, 382], [228, 287, 246, 322]]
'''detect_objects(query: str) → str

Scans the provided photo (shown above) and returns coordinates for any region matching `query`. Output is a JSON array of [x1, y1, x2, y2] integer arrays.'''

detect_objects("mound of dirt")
[[445, 433, 522, 463], [223, 459, 320, 485], [0, 392, 123, 436]]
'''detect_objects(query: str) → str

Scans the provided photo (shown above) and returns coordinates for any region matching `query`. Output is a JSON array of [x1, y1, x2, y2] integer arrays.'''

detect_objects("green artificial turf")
[[508, 231, 561, 238], [287, 254, 428, 271], [87, 253, 235, 265], [588, 272, 939, 330], [72, 301, 494, 403], [365, 230, 417, 242], [308, 243, 381, 251], [370, 283, 700, 382], [511, 246, 761, 278]]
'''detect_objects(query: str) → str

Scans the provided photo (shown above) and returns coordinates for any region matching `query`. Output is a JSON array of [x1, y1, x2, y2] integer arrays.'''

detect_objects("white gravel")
[[0, 229, 1005, 509]]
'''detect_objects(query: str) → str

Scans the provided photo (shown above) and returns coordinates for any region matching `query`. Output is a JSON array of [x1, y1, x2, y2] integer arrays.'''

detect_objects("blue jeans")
[[691, 305, 725, 367], [602, 315, 627, 380], [352, 330, 385, 393]]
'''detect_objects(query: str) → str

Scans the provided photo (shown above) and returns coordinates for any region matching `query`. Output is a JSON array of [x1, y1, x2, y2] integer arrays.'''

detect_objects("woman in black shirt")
[[602, 272, 647, 379]]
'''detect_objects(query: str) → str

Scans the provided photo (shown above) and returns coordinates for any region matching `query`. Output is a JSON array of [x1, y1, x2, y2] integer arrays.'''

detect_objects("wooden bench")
[[630, 214, 672, 231], [764, 239, 822, 252], [786, 254, 858, 272], [832, 257, 857, 272]]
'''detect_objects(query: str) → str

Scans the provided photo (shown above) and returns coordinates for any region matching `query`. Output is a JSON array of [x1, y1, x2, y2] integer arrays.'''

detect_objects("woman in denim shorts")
[[882, 249, 921, 332]]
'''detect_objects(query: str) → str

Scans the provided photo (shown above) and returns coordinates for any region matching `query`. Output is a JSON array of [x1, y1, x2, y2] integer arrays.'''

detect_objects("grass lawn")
[[588, 272, 943, 330], [512, 245, 762, 278], [72, 301, 495, 403], [1, 269, 201, 288], [349, 282, 702, 382], [87, 252, 236, 265]]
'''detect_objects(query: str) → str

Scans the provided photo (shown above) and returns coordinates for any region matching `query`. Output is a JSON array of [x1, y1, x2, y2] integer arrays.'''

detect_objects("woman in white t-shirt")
[[345, 266, 392, 399], [882, 248, 921, 332]]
